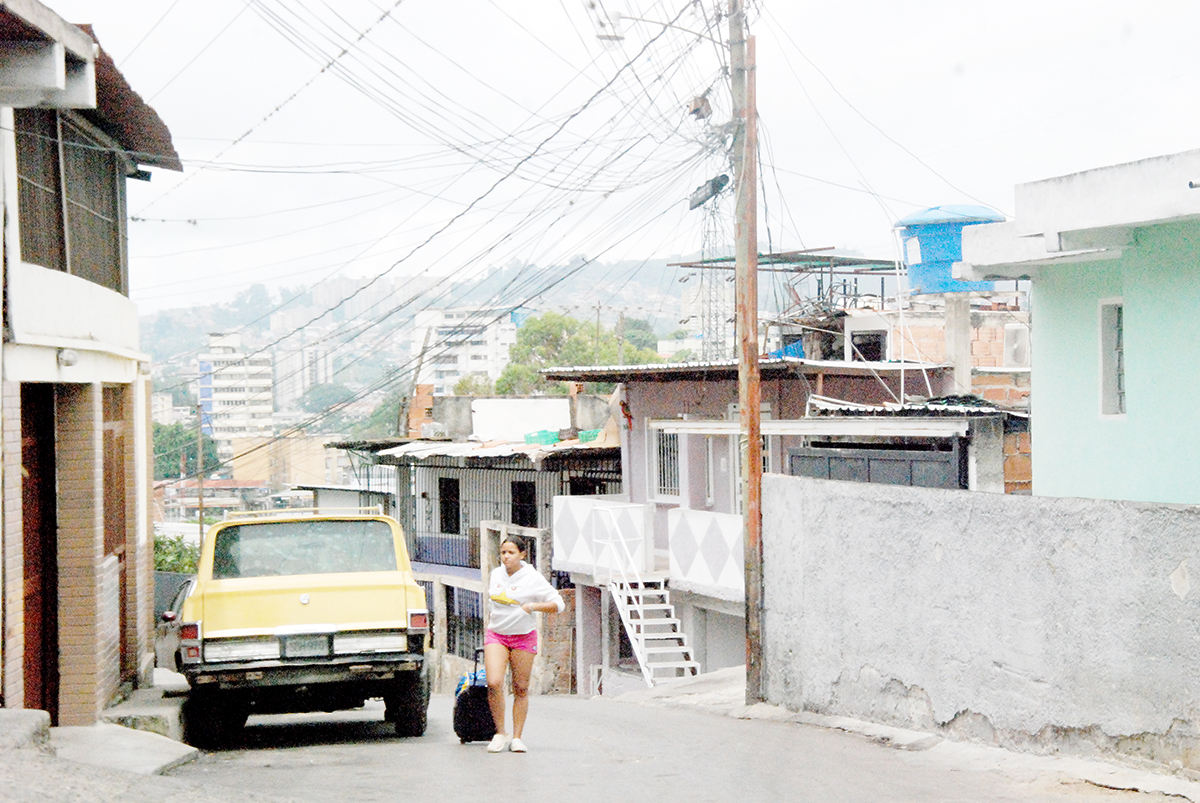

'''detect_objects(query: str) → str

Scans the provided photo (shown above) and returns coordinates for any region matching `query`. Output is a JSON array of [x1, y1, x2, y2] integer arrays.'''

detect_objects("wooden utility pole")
[[730, 0, 763, 705], [195, 404, 205, 542], [593, 302, 602, 364], [617, 310, 626, 365]]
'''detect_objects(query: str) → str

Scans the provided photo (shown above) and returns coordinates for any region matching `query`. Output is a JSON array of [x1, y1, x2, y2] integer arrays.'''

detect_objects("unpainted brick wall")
[[1003, 431, 1033, 494], [539, 589, 575, 694], [971, 371, 1031, 409]]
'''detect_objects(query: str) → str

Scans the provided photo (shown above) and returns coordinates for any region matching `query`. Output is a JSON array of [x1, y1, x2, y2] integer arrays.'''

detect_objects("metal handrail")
[[595, 507, 656, 686]]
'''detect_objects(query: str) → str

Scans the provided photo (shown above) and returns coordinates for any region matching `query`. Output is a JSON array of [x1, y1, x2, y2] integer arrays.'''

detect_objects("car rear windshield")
[[211, 520, 398, 579]]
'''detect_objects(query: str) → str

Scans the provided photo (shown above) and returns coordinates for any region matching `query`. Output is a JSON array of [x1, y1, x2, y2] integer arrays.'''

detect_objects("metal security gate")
[[788, 440, 966, 490]]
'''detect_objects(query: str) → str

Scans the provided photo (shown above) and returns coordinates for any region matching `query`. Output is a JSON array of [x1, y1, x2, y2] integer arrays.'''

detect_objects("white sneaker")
[[487, 734, 510, 753], [509, 737, 528, 753]]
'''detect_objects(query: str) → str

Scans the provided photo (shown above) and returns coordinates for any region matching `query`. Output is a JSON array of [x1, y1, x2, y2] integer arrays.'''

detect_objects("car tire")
[[184, 690, 248, 749], [386, 670, 428, 737]]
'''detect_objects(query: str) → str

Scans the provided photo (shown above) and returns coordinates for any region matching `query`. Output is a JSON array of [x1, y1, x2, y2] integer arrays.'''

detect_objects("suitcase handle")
[[473, 646, 485, 674]]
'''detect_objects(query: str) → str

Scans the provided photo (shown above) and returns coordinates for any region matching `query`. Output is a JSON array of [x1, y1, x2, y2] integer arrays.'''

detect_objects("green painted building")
[[958, 150, 1200, 505]]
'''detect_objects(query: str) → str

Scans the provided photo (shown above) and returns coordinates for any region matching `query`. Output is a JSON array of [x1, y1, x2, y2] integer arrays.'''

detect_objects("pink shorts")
[[485, 629, 538, 654]]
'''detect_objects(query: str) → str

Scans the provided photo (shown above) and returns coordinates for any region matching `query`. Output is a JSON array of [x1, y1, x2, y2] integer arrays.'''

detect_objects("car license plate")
[[285, 634, 329, 658]]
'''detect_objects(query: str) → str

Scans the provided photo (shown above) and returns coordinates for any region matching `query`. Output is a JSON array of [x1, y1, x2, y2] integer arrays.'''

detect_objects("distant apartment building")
[[150, 390, 193, 426], [273, 339, 335, 411], [412, 307, 518, 395], [197, 332, 274, 459]]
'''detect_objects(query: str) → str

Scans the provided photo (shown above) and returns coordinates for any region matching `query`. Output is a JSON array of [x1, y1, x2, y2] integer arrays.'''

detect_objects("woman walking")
[[485, 535, 565, 753]]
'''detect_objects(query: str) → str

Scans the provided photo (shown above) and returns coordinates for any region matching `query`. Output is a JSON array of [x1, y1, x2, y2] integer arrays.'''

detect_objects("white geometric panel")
[[553, 496, 652, 576], [669, 509, 744, 599]]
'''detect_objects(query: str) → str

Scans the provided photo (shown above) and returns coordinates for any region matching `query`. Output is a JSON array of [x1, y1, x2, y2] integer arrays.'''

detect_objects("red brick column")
[[55, 383, 117, 725], [2, 380, 24, 708], [540, 589, 576, 694]]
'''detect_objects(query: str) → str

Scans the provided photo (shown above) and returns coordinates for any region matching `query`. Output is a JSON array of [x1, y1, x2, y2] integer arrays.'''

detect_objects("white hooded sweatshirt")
[[487, 561, 565, 635]]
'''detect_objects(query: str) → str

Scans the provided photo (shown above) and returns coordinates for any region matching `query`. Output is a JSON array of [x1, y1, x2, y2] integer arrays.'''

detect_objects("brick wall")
[[968, 323, 1009, 368], [971, 370, 1031, 409], [891, 321, 1014, 368], [55, 383, 112, 725], [1003, 429, 1033, 495], [539, 589, 575, 694], [137, 378, 155, 685], [2, 381, 23, 707]]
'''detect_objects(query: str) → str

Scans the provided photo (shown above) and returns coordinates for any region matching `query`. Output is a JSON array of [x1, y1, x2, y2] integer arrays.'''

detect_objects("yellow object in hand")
[[490, 593, 520, 606]]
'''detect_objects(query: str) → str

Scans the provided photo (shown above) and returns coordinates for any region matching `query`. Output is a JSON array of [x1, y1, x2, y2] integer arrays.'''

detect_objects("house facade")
[[333, 394, 618, 692], [958, 149, 1200, 505], [0, 5, 180, 724], [542, 358, 1036, 693]]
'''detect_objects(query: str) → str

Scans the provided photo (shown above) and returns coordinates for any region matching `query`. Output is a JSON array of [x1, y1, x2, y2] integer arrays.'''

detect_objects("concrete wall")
[[1031, 219, 1200, 505], [762, 473, 1200, 769]]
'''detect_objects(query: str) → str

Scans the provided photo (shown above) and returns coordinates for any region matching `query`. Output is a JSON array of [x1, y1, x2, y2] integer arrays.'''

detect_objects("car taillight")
[[407, 611, 428, 631], [180, 622, 200, 640]]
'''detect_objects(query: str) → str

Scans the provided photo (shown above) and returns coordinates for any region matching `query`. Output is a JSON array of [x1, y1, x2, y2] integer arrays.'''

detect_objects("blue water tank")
[[895, 205, 1004, 294]]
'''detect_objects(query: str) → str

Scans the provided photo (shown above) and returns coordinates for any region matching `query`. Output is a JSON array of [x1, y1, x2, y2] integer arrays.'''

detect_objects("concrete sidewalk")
[[0, 674, 284, 803], [616, 666, 1200, 802], [0, 669, 196, 777]]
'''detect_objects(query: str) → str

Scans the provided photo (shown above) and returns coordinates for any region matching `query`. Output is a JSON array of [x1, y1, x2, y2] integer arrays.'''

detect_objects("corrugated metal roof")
[[376, 435, 619, 461], [543, 356, 948, 382], [810, 394, 1026, 418]]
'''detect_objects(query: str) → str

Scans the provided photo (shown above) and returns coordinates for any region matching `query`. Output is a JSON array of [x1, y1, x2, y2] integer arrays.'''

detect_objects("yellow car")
[[177, 510, 429, 747]]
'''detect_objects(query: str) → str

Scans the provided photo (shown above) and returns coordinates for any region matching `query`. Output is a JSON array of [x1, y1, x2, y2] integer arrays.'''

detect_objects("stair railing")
[[595, 507, 656, 686]]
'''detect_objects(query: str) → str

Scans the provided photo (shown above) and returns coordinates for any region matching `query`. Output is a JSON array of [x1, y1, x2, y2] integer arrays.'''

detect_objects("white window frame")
[[1099, 298, 1126, 417]]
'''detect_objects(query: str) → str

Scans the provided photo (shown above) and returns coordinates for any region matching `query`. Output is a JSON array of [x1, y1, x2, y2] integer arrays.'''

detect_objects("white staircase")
[[592, 505, 699, 687], [610, 578, 699, 686]]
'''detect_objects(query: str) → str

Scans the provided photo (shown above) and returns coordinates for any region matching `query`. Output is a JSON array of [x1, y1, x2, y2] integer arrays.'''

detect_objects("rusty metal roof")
[[542, 356, 949, 383], [77, 24, 181, 171]]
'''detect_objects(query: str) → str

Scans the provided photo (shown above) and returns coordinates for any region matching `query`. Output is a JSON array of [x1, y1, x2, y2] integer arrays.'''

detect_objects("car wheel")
[[184, 691, 248, 749], [385, 670, 428, 737]]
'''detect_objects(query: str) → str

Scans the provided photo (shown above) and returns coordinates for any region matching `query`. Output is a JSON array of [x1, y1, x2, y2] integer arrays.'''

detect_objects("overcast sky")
[[42, 1, 1200, 315]]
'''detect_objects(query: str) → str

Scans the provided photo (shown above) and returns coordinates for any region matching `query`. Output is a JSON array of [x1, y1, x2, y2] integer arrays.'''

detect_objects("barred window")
[[653, 429, 680, 497]]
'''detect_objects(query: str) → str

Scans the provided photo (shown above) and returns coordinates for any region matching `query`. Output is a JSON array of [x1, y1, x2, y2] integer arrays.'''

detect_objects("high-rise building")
[[411, 307, 518, 395], [197, 333, 274, 460]]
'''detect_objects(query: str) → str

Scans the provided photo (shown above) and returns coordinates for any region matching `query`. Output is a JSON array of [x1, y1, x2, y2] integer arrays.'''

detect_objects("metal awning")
[[648, 418, 969, 438]]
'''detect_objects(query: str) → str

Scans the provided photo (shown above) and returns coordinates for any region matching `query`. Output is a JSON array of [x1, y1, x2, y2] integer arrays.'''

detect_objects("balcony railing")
[[552, 495, 652, 579]]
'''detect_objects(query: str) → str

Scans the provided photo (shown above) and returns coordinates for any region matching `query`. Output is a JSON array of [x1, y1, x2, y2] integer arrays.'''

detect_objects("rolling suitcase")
[[453, 648, 496, 744]]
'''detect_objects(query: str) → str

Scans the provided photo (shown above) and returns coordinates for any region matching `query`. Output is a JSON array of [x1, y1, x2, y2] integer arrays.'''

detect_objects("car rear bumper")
[[184, 652, 425, 690]]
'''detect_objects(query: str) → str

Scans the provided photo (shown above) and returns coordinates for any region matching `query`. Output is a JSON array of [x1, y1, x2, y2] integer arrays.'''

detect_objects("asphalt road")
[[165, 694, 1154, 802]]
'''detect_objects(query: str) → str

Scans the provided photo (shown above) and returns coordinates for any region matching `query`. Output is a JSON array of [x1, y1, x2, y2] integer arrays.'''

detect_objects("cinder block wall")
[[763, 473, 1200, 771]]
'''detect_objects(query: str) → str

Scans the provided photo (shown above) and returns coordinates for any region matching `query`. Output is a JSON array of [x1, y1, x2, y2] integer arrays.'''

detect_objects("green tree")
[[154, 533, 199, 573], [496, 311, 661, 395], [351, 390, 404, 439], [153, 422, 219, 480], [298, 383, 355, 413], [622, 317, 658, 351], [454, 374, 495, 396]]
